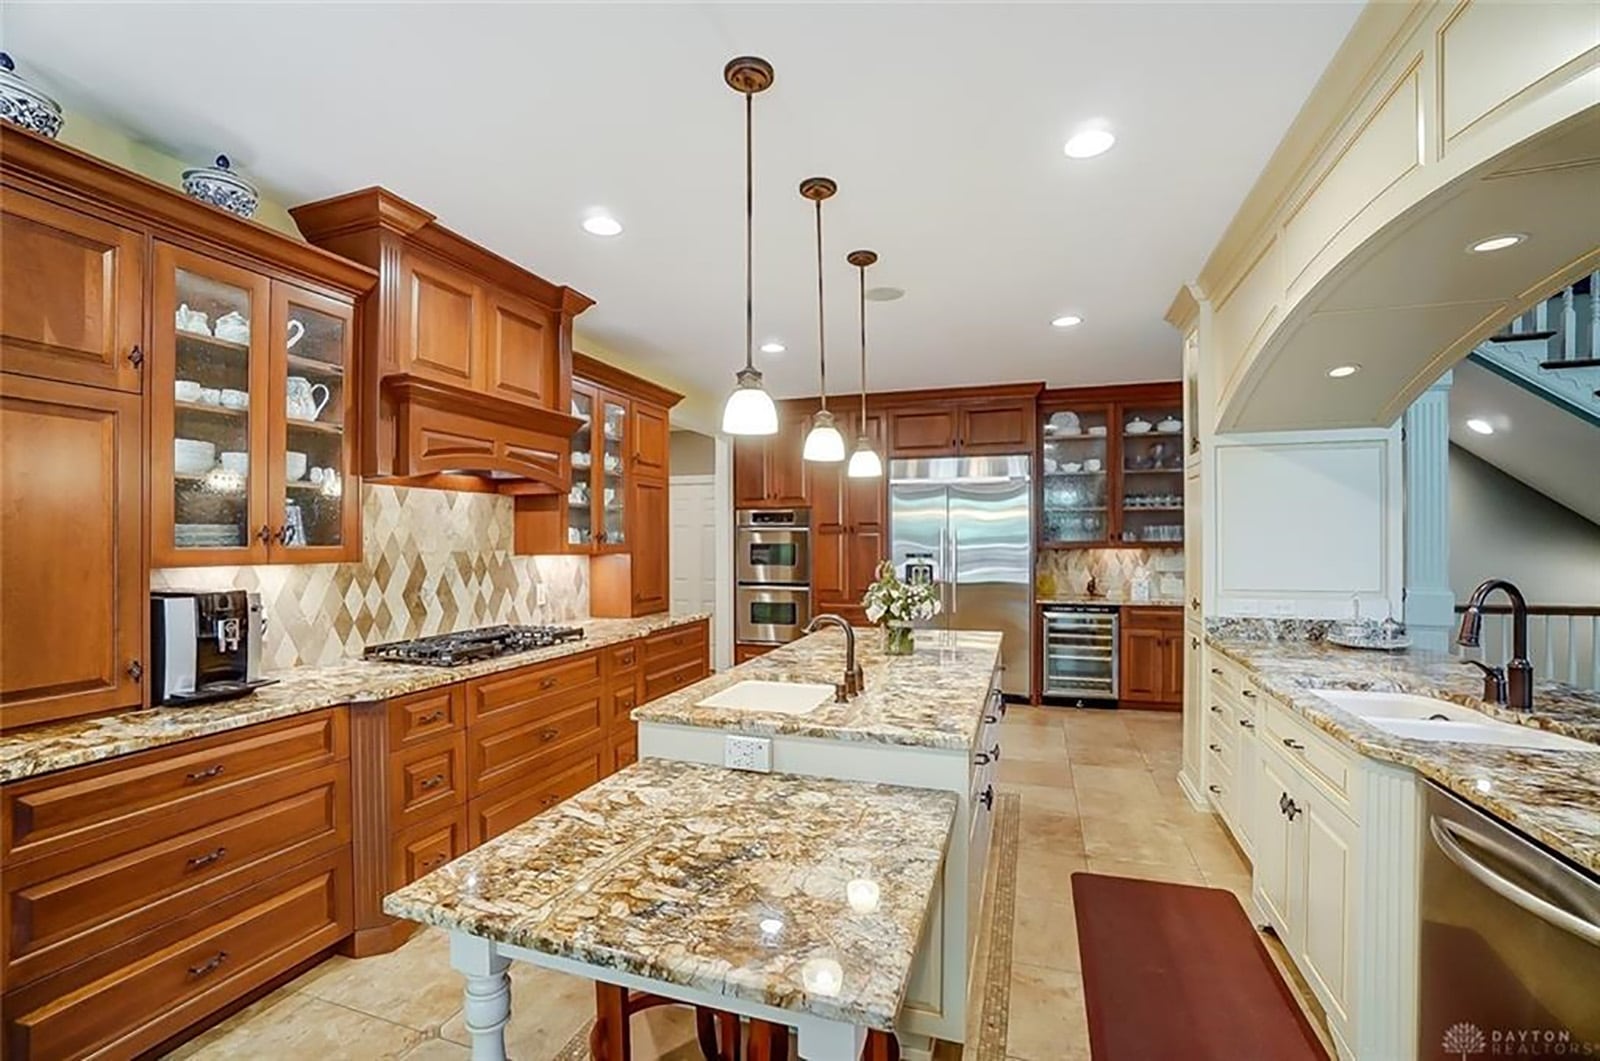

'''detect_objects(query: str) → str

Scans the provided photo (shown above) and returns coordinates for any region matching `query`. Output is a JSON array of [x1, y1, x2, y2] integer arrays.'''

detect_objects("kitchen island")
[[634, 627, 1005, 1052], [384, 758, 957, 1061]]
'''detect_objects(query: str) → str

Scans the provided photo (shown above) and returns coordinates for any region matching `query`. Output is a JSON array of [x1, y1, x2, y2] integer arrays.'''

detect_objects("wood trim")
[[0, 126, 375, 297], [1040, 381, 1183, 406], [864, 380, 1044, 408], [572, 352, 684, 410], [383, 374, 581, 433]]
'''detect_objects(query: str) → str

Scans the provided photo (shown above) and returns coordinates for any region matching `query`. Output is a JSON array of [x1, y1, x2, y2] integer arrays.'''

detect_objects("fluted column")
[[1404, 372, 1454, 651]]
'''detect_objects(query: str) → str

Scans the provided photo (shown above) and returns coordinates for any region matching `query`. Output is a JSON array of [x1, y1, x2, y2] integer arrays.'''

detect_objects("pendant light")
[[720, 57, 779, 436], [800, 177, 846, 462], [846, 249, 883, 478]]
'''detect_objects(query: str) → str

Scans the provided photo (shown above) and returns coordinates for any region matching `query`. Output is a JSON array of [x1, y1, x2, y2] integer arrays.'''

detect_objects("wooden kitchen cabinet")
[[151, 243, 360, 566], [626, 477, 670, 614], [884, 389, 1039, 458], [631, 400, 670, 480], [1118, 607, 1183, 708], [732, 402, 815, 506], [0, 189, 145, 394], [0, 374, 145, 729], [811, 410, 887, 623], [886, 404, 960, 457]]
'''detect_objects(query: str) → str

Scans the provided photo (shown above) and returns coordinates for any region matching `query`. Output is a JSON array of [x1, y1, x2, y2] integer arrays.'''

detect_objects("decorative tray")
[[1325, 627, 1412, 652]]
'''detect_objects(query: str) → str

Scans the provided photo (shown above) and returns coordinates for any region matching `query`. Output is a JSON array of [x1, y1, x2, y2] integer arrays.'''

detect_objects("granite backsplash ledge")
[[152, 484, 589, 670]]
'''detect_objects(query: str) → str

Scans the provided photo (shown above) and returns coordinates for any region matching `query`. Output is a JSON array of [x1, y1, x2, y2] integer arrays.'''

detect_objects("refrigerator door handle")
[[950, 528, 959, 617]]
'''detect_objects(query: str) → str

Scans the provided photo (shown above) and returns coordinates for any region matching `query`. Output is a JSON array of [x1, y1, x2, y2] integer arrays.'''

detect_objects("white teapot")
[[285, 376, 331, 422]]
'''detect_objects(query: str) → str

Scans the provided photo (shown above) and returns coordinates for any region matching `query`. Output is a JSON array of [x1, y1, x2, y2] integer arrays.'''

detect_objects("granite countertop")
[[384, 758, 957, 1031], [1207, 637, 1600, 874], [0, 613, 710, 785], [633, 628, 1002, 751], [1037, 595, 1186, 608]]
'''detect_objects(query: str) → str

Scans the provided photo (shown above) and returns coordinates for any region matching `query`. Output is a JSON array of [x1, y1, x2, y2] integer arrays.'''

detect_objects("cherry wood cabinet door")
[[631, 400, 670, 481], [0, 190, 145, 394], [961, 401, 1034, 453], [808, 412, 848, 610], [843, 412, 887, 600], [733, 436, 769, 506], [767, 407, 813, 506], [1119, 626, 1168, 704], [629, 477, 669, 614], [1161, 633, 1186, 704], [482, 287, 558, 409], [887, 405, 959, 457], [0, 375, 145, 728], [397, 248, 480, 388]]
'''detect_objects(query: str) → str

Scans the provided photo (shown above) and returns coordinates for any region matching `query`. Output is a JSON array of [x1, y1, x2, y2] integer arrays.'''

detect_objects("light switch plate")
[[724, 735, 772, 772], [536, 584, 548, 607]]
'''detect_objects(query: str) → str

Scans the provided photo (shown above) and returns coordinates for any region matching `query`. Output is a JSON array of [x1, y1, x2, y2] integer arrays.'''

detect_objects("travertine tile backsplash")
[[1035, 547, 1185, 600], [152, 484, 588, 670]]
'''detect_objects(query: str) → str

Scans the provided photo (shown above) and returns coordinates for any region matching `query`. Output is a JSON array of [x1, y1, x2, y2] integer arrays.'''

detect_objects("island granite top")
[[383, 758, 957, 1031], [633, 628, 1003, 751], [1207, 636, 1600, 875], [0, 613, 710, 784]]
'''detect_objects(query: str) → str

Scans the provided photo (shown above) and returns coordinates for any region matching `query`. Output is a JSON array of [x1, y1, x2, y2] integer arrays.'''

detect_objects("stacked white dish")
[[174, 438, 217, 475], [175, 523, 243, 548]]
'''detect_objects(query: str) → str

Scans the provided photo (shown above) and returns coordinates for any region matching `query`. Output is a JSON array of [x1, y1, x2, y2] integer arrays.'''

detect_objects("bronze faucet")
[[804, 614, 864, 701], [1456, 578, 1533, 711]]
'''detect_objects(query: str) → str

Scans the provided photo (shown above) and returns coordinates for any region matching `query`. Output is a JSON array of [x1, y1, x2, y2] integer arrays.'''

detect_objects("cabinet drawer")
[[4, 848, 350, 1061], [642, 655, 708, 702], [3, 763, 347, 991], [610, 731, 638, 775], [468, 746, 603, 845], [641, 622, 708, 664], [468, 696, 603, 797], [387, 685, 463, 748], [607, 678, 641, 725], [389, 731, 467, 830], [2, 709, 347, 867], [606, 641, 641, 676], [390, 806, 468, 890], [1124, 607, 1183, 632], [465, 652, 601, 726], [1262, 703, 1355, 814]]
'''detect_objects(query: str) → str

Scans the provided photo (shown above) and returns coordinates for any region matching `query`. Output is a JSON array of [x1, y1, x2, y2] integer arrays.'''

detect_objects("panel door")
[[960, 401, 1033, 453], [151, 242, 272, 566], [733, 437, 768, 505], [1161, 633, 1186, 702], [887, 405, 958, 457], [0, 190, 145, 393], [398, 249, 480, 388], [1298, 793, 1357, 1027], [566, 381, 598, 550], [1253, 749, 1298, 940], [1233, 725, 1257, 858], [809, 412, 848, 611], [0, 375, 144, 728], [268, 282, 358, 562], [766, 407, 812, 506], [629, 477, 669, 615], [483, 288, 558, 408], [1118, 626, 1167, 703], [843, 412, 888, 602], [631, 401, 670, 481], [596, 391, 629, 552]]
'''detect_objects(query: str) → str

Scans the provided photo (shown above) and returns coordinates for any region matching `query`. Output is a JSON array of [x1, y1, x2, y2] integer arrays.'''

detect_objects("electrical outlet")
[[536, 583, 548, 607], [724, 735, 772, 773]]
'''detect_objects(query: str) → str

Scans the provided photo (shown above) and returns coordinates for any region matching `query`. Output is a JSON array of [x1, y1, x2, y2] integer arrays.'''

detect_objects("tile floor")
[[166, 707, 1308, 1061]]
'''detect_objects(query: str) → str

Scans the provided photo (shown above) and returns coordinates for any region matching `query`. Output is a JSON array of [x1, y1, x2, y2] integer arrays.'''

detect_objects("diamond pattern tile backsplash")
[[152, 484, 589, 670], [1035, 547, 1185, 600]]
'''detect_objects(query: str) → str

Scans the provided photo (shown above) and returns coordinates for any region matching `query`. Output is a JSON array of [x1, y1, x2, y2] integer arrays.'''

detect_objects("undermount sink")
[[696, 680, 837, 716], [1313, 690, 1595, 752]]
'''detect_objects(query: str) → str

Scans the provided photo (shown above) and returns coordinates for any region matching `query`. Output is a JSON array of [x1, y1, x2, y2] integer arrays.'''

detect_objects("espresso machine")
[[150, 590, 275, 705]]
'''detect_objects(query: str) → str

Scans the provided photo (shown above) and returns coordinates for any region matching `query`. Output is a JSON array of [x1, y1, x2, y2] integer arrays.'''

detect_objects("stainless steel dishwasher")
[[1419, 782, 1600, 1059]]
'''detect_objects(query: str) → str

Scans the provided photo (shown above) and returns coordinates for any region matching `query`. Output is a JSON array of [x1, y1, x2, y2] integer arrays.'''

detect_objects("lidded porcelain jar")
[[181, 154, 260, 219], [0, 53, 63, 139]]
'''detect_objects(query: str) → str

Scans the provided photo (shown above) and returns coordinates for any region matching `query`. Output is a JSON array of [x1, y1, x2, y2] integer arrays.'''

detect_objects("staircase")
[[1469, 271, 1600, 426]]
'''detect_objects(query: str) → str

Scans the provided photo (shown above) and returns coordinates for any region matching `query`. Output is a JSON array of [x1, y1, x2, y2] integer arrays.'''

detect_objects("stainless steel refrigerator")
[[889, 455, 1032, 699]]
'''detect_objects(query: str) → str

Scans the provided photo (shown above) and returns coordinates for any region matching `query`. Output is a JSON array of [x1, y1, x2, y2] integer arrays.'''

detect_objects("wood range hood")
[[291, 187, 592, 494]]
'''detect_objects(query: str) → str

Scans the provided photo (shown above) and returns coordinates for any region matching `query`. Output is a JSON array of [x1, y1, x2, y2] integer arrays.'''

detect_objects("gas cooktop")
[[363, 625, 585, 667]]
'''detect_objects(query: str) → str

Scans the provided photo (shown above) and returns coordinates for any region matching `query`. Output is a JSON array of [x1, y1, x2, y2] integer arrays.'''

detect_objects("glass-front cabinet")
[[564, 380, 629, 553], [1117, 397, 1185, 545], [152, 242, 358, 565], [1040, 404, 1112, 546]]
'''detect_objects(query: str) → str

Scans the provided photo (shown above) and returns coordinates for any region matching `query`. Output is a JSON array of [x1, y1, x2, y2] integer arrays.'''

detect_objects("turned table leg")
[[593, 983, 633, 1061], [449, 934, 511, 1061], [747, 1020, 790, 1061]]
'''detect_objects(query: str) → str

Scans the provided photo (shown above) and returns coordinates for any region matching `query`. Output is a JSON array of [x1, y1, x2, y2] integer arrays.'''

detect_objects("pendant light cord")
[[744, 89, 754, 374], [815, 197, 827, 411], [858, 261, 868, 423]]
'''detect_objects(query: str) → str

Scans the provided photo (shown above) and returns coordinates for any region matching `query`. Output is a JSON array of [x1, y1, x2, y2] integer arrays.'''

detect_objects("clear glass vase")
[[884, 622, 915, 656]]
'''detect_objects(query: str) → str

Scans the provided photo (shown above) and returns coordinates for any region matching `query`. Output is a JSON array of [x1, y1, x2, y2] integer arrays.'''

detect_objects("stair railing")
[[1454, 603, 1600, 691]]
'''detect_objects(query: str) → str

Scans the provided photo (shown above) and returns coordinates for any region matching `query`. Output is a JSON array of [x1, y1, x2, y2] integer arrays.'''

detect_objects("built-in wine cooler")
[[1041, 604, 1119, 703]]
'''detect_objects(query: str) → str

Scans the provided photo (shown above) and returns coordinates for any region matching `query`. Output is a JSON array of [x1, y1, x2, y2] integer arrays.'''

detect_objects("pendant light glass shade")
[[803, 408, 847, 462], [720, 57, 778, 436], [722, 366, 779, 435], [847, 437, 883, 478]]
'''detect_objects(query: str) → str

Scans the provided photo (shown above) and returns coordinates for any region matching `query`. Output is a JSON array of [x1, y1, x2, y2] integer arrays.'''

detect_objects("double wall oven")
[[735, 508, 811, 644]]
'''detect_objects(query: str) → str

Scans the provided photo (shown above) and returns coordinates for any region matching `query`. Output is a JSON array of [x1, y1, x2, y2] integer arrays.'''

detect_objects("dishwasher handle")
[[1429, 816, 1600, 948]]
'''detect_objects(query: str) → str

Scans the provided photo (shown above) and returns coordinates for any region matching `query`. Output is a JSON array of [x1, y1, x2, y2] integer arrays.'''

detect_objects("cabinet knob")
[[538, 727, 560, 743], [539, 677, 558, 691], [256, 524, 274, 546], [126, 659, 144, 682], [979, 785, 994, 810], [127, 344, 144, 368], [274, 524, 298, 546], [1191, 597, 1200, 610]]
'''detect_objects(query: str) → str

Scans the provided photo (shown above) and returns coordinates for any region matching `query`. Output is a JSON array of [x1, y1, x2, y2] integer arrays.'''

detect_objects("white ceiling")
[[1450, 359, 1600, 526], [3, 2, 1361, 405]]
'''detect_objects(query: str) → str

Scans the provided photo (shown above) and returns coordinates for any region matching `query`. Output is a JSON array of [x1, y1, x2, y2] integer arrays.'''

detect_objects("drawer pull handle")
[[979, 785, 994, 811], [975, 744, 1003, 765], [1209, 668, 1223, 676], [417, 709, 447, 725], [186, 846, 228, 869], [1208, 705, 1222, 715], [539, 677, 559, 690], [188, 951, 230, 979], [1282, 738, 1305, 751], [419, 773, 446, 790], [1207, 784, 1222, 795], [620, 651, 635, 666], [538, 727, 560, 742], [1239, 719, 1255, 730], [1279, 792, 1290, 813], [984, 713, 998, 724], [1284, 799, 1301, 821], [185, 764, 226, 783], [1241, 689, 1257, 700], [1208, 743, 1222, 753], [422, 855, 447, 871], [540, 794, 558, 807]]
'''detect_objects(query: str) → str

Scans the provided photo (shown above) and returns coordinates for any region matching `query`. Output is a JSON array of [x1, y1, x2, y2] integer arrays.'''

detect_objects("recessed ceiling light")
[[1051, 315, 1083, 329], [1327, 364, 1360, 378], [1063, 126, 1116, 159], [1466, 418, 1495, 435], [760, 341, 785, 354], [865, 286, 904, 302], [581, 213, 622, 237], [1468, 233, 1525, 253]]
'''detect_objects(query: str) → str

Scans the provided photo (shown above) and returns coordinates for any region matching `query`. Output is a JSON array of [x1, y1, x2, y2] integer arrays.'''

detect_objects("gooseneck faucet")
[[1456, 578, 1533, 711], [804, 614, 864, 701]]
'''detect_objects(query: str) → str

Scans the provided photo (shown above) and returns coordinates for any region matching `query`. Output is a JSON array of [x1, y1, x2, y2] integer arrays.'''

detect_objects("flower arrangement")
[[861, 561, 942, 655]]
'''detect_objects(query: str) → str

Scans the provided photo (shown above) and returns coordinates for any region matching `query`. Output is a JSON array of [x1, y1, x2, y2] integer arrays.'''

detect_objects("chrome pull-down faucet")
[[803, 614, 864, 701], [1456, 578, 1533, 711]]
